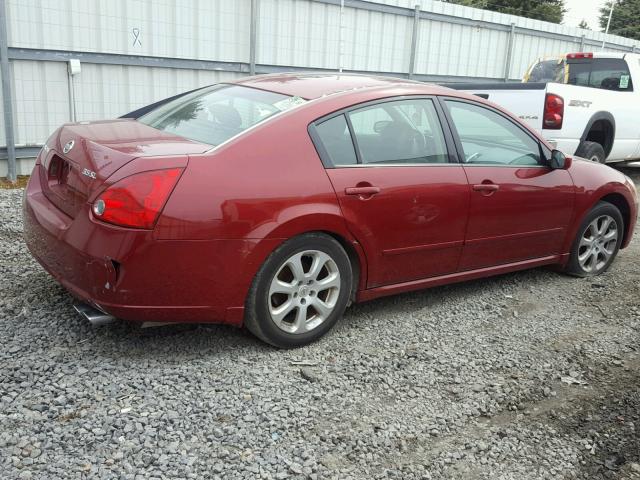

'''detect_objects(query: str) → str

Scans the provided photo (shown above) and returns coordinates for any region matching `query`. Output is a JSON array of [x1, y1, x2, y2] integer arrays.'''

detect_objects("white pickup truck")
[[447, 52, 640, 164]]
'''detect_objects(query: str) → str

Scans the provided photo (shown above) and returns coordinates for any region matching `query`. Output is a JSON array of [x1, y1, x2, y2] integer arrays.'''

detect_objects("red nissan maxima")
[[23, 74, 638, 348]]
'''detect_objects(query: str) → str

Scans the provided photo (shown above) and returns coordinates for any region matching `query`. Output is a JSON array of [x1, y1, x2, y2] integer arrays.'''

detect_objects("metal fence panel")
[[345, 7, 412, 72], [0, 72, 5, 146], [12, 60, 68, 146], [414, 19, 509, 79], [73, 64, 241, 122], [11, 59, 242, 146], [258, 0, 341, 69], [3, 0, 640, 179], [7, 0, 250, 63]]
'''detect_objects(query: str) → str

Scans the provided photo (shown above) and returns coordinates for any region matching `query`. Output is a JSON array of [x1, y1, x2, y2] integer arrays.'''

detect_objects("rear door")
[[441, 98, 575, 270], [310, 97, 470, 288]]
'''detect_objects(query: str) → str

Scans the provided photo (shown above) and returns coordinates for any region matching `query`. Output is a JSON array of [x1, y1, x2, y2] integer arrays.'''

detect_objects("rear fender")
[[259, 209, 369, 293]]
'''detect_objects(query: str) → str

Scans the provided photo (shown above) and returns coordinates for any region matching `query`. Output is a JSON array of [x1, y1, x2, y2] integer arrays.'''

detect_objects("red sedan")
[[23, 74, 638, 348]]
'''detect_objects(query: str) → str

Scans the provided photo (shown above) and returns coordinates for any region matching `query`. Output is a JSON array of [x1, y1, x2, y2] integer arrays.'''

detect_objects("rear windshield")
[[138, 85, 305, 146], [524, 57, 633, 91]]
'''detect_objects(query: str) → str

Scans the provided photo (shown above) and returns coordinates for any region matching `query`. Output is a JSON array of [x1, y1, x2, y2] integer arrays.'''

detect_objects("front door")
[[311, 97, 470, 288], [442, 99, 575, 271]]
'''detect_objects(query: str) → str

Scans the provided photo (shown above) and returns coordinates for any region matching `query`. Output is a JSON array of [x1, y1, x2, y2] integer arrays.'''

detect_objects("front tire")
[[564, 202, 623, 277], [245, 233, 352, 348], [576, 141, 606, 164]]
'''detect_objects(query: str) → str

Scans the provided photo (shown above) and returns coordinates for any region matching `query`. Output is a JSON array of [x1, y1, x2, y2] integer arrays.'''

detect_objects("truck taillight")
[[543, 93, 564, 130], [566, 52, 593, 59], [92, 168, 183, 229]]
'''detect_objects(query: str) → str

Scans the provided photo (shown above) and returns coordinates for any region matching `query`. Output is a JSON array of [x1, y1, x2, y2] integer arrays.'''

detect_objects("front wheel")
[[245, 233, 353, 348], [564, 202, 623, 277]]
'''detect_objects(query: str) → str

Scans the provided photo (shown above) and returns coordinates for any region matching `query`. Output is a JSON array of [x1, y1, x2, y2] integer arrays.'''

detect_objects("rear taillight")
[[543, 93, 564, 130], [566, 52, 593, 59], [92, 168, 183, 229]]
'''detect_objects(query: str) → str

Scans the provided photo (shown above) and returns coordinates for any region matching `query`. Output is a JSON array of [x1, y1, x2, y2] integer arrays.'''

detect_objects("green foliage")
[[600, 0, 640, 41], [443, 0, 565, 24], [578, 19, 590, 30]]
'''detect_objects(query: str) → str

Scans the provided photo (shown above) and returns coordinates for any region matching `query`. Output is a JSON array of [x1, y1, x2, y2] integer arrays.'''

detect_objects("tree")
[[599, 0, 640, 40], [443, 0, 566, 24], [578, 19, 590, 30]]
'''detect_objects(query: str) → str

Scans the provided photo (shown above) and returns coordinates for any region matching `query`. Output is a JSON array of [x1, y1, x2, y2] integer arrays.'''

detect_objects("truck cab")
[[448, 52, 640, 164]]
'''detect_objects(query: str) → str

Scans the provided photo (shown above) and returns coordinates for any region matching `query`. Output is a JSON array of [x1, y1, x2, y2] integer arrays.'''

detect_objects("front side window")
[[347, 99, 449, 165], [139, 85, 304, 146], [445, 100, 542, 166]]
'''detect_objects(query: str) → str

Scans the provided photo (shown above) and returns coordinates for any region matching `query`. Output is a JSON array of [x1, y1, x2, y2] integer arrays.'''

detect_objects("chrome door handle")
[[472, 184, 499, 192], [345, 186, 381, 196]]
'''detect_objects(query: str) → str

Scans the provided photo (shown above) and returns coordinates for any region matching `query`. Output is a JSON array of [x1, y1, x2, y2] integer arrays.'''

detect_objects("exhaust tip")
[[73, 302, 118, 326]]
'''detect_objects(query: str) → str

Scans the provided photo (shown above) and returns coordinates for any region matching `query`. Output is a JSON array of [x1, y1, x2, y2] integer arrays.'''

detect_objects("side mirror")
[[373, 120, 392, 134], [549, 149, 572, 169]]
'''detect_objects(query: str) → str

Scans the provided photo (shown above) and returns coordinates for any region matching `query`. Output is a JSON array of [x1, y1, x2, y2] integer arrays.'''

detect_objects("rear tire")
[[564, 202, 623, 277], [244, 233, 352, 348], [576, 141, 606, 164]]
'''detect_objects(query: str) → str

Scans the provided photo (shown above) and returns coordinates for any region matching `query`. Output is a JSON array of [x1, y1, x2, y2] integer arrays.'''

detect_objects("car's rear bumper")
[[22, 167, 280, 326]]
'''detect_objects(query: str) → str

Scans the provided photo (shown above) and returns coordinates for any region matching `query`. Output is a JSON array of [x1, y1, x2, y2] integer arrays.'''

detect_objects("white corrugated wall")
[[1, 0, 639, 175]]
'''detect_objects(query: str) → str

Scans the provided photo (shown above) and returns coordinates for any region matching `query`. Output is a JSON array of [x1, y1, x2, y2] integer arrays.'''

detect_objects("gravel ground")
[[1, 166, 640, 480]]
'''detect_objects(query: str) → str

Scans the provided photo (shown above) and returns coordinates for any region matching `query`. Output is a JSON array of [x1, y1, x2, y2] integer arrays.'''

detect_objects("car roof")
[[232, 72, 452, 100]]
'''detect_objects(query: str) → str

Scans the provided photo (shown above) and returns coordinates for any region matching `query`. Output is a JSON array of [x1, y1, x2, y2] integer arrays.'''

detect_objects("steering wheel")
[[466, 152, 482, 163]]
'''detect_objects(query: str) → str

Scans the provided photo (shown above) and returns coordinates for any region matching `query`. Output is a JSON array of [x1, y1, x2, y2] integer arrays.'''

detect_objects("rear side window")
[[314, 115, 357, 166], [139, 85, 304, 146], [348, 99, 448, 165]]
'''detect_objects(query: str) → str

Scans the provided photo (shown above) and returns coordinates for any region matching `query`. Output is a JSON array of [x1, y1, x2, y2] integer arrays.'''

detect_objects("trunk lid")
[[41, 119, 209, 218]]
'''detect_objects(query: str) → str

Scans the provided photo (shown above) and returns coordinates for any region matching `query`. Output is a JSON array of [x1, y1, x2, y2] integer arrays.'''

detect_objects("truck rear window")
[[139, 85, 306, 146], [525, 57, 633, 92], [575, 58, 633, 91]]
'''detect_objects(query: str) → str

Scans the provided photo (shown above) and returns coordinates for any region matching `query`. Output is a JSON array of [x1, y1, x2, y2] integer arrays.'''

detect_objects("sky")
[[563, 0, 607, 31]]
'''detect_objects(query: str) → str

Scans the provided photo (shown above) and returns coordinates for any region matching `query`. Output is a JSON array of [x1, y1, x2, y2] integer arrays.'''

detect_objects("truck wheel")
[[576, 141, 605, 163]]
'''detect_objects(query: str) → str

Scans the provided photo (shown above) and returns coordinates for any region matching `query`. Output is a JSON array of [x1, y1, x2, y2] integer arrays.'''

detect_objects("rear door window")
[[347, 99, 449, 165]]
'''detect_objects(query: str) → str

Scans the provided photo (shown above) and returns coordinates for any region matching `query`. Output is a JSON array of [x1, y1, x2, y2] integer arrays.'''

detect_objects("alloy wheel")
[[268, 250, 341, 334], [577, 215, 618, 273]]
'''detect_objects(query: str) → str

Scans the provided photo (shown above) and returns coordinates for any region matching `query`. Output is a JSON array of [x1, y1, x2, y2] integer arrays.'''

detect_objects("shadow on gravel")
[[545, 357, 640, 479], [51, 266, 562, 357], [343, 266, 561, 319]]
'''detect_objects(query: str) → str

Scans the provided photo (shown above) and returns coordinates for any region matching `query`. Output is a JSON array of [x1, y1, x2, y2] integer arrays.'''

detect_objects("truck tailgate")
[[446, 83, 547, 133]]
